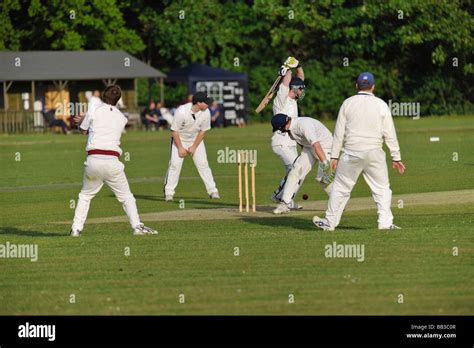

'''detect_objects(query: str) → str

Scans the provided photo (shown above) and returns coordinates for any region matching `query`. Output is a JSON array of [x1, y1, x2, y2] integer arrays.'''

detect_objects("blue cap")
[[357, 72, 375, 88], [271, 114, 290, 132]]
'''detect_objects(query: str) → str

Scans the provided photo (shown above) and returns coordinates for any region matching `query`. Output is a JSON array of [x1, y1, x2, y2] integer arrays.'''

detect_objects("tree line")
[[2, 0, 472, 119]]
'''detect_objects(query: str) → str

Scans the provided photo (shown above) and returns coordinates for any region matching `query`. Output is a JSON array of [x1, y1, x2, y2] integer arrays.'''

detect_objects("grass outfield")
[[0, 115, 473, 315]]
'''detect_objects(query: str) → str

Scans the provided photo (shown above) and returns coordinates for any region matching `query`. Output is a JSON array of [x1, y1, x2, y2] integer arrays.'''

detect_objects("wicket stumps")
[[237, 151, 256, 213]]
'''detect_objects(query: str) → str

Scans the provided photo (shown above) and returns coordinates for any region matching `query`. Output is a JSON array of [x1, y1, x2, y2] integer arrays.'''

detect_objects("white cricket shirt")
[[331, 92, 401, 161], [272, 84, 298, 147], [80, 104, 128, 155], [288, 117, 333, 150], [171, 103, 211, 143]]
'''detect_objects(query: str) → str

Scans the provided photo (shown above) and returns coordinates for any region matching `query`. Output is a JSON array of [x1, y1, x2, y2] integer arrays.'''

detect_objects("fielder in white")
[[164, 92, 219, 201], [70, 85, 157, 236], [271, 57, 306, 210], [271, 114, 335, 215], [313, 72, 406, 231]]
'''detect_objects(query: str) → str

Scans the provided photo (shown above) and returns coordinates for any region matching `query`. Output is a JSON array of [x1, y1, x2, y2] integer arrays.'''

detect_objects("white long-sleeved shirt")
[[331, 92, 401, 161], [288, 117, 333, 151], [272, 84, 298, 147]]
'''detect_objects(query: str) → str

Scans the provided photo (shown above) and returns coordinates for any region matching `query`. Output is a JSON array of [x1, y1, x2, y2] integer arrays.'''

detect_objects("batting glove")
[[283, 57, 299, 69], [279, 65, 289, 76]]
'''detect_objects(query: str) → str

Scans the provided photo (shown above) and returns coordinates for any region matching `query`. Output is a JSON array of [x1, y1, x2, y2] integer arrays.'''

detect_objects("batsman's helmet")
[[290, 77, 305, 89], [271, 113, 290, 132], [290, 77, 306, 100]]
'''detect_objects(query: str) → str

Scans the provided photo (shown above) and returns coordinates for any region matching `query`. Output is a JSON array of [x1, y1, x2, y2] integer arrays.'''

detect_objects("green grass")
[[0, 115, 473, 315]]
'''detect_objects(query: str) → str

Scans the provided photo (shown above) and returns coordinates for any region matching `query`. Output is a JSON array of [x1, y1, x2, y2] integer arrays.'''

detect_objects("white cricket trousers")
[[72, 155, 141, 231], [272, 144, 298, 199], [325, 148, 394, 229], [164, 139, 217, 196], [280, 146, 332, 203]]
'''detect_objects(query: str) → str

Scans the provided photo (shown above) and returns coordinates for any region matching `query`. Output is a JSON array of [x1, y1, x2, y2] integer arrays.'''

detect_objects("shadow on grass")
[[240, 216, 314, 231], [133, 194, 233, 208], [0, 226, 62, 237], [335, 225, 366, 231], [240, 216, 366, 232]]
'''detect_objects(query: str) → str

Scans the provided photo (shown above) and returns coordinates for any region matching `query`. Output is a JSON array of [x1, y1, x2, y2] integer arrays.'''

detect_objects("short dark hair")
[[357, 84, 374, 92], [103, 85, 122, 106]]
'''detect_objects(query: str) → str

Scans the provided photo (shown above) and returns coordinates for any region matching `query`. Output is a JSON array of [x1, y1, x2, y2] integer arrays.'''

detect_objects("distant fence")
[[0, 111, 43, 134], [0, 110, 142, 134]]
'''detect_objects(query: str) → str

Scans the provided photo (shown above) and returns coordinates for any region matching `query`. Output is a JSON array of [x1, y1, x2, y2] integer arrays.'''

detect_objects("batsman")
[[271, 57, 306, 210]]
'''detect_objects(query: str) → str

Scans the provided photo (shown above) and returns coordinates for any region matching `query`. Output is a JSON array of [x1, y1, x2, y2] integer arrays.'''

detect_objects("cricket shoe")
[[209, 191, 220, 199], [312, 216, 334, 231], [165, 195, 174, 202], [379, 224, 402, 230], [69, 228, 82, 237], [273, 202, 291, 215], [289, 200, 303, 210], [133, 224, 158, 235]]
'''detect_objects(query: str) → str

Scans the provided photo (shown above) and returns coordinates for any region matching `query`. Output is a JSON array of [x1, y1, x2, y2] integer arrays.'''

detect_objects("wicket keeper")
[[271, 114, 334, 214]]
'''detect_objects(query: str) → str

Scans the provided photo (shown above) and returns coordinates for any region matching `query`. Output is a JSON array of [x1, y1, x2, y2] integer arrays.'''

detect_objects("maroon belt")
[[87, 149, 120, 157]]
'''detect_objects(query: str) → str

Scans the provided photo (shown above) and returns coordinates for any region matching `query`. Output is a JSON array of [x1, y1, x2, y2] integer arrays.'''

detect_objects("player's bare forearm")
[[73, 114, 84, 126], [296, 66, 304, 81], [72, 115, 88, 134], [171, 131, 188, 158], [282, 70, 292, 87], [191, 131, 206, 148], [171, 131, 184, 149], [313, 142, 327, 162]]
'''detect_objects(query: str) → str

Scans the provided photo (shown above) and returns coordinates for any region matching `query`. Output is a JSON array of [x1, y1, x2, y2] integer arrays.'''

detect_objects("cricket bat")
[[255, 75, 283, 113]]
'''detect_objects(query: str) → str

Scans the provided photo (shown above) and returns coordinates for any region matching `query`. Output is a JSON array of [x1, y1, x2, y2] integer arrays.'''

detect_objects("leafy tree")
[[2, 0, 473, 117], [7, 0, 144, 53], [0, 0, 22, 50]]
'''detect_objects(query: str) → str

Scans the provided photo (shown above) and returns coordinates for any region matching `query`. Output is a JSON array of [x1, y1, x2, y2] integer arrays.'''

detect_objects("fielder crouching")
[[163, 92, 220, 201], [70, 85, 157, 236], [271, 114, 335, 215]]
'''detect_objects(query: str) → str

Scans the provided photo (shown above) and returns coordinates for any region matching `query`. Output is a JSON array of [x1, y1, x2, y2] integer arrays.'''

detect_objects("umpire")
[[313, 72, 406, 231]]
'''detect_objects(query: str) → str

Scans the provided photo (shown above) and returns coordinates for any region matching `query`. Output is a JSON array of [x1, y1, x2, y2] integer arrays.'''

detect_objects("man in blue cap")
[[313, 72, 406, 231]]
